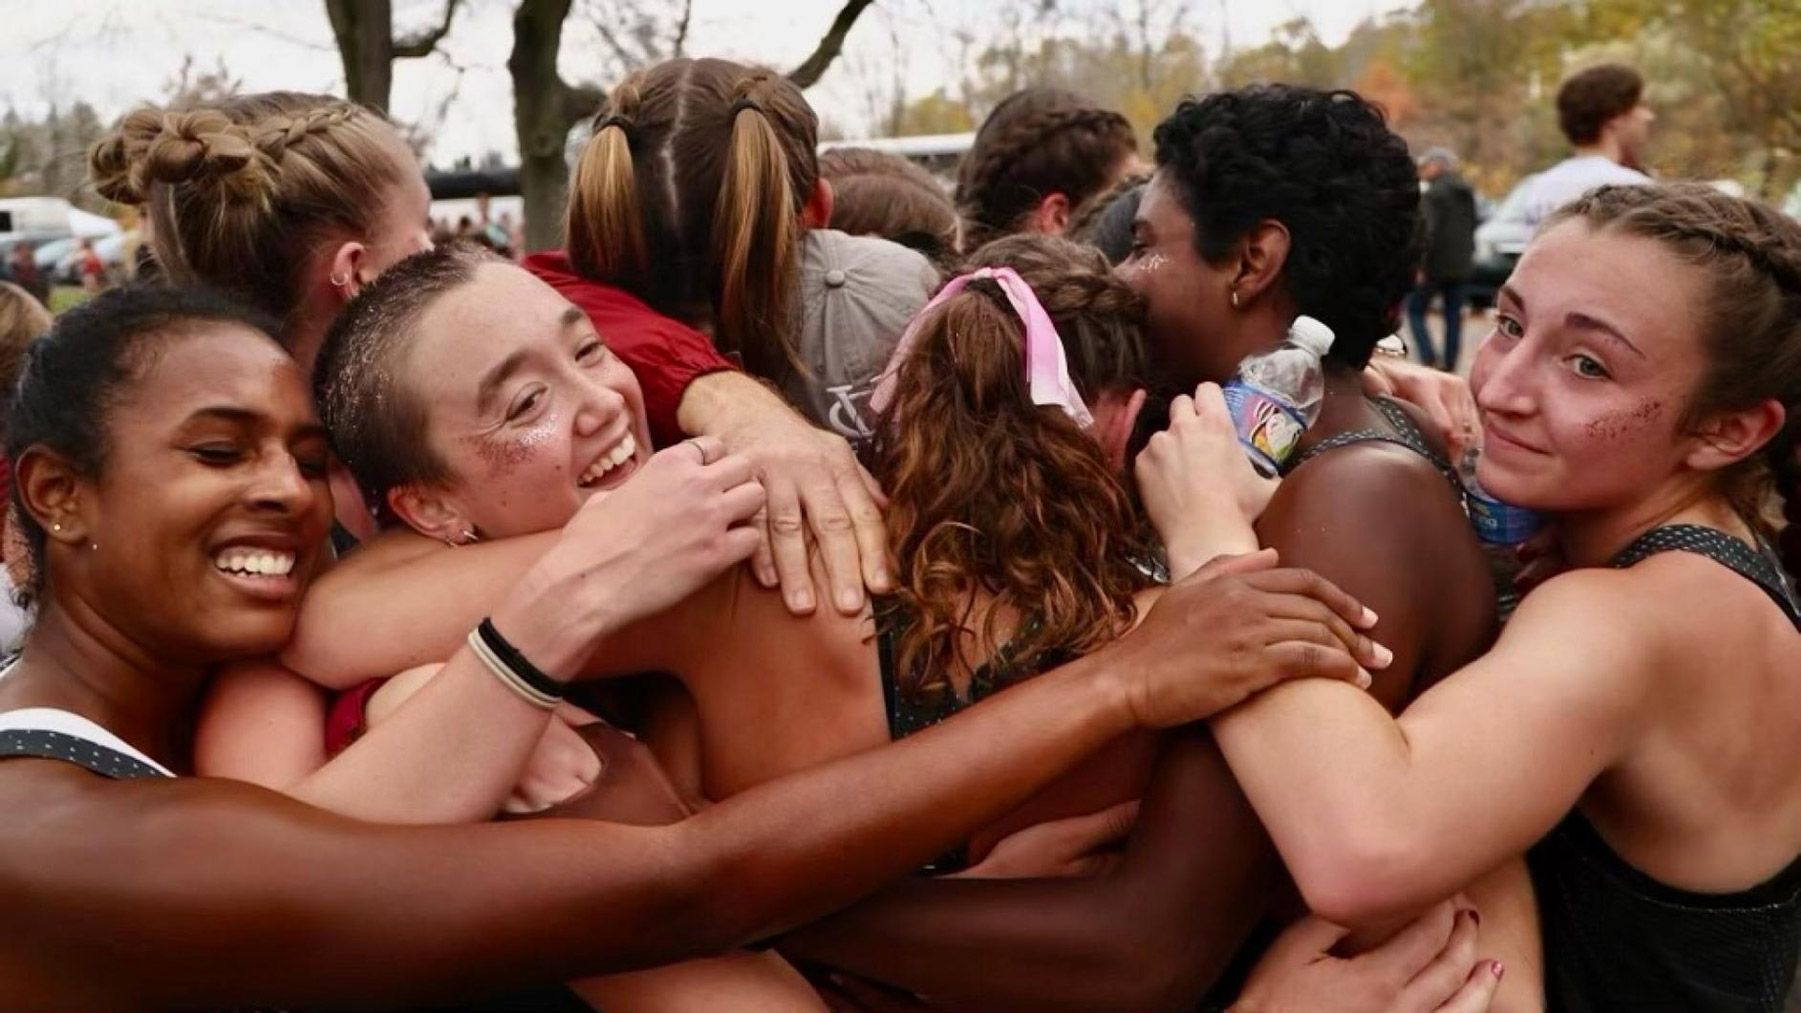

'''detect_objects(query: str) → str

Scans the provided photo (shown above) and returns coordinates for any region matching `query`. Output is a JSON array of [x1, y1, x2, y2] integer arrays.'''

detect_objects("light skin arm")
[[1212, 570, 1657, 927]]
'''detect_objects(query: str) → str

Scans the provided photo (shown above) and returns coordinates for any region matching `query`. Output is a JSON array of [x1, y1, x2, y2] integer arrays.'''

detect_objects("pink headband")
[[869, 266, 1092, 428]]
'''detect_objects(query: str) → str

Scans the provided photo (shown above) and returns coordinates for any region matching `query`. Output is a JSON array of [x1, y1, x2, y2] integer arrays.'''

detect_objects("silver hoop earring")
[[444, 528, 478, 547], [330, 271, 351, 289]]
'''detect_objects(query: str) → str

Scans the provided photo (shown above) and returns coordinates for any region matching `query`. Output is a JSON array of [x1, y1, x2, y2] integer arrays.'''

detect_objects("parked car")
[[1466, 174, 1537, 309]]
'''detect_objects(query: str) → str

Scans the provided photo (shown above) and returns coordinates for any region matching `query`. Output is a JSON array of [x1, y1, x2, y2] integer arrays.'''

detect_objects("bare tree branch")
[[394, 0, 464, 59], [788, 0, 877, 89], [671, 0, 693, 58]]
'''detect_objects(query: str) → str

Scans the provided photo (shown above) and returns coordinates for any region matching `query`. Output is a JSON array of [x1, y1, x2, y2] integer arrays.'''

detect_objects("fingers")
[[836, 462, 893, 598], [1188, 547, 1280, 582], [751, 517, 778, 588], [1357, 900, 1460, 988], [1255, 592, 1391, 671], [1432, 962, 1504, 1013], [1243, 566, 1380, 630], [721, 480, 769, 527], [686, 434, 725, 465], [1263, 639, 1369, 688], [762, 477, 816, 614], [1263, 912, 1354, 964], [1397, 909, 1482, 1012], [793, 444, 868, 615], [1260, 618, 1383, 680]]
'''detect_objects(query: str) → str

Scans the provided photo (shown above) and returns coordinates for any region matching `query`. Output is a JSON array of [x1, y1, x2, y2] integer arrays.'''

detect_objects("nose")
[[248, 450, 317, 515], [571, 373, 626, 437], [1472, 332, 1536, 419]]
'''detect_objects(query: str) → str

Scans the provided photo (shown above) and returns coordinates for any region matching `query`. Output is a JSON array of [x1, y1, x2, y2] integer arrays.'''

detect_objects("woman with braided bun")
[[1145, 183, 1801, 1012], [954, 87, 1143, 252], [89, 92, 896, 644]]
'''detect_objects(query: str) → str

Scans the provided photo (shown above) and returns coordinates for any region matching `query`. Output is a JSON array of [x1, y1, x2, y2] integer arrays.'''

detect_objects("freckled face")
[[1469, 221, 1709, 512], [401, 263, 651, 538]]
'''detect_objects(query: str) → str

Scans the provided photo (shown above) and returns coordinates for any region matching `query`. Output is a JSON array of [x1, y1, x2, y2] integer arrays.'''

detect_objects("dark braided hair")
[[954, 88, 1138, 252], [1548, 183, 1801, 573], [1152, 85, 1421, 371]]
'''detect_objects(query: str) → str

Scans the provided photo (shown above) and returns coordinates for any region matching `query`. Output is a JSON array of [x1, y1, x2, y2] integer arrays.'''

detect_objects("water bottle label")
[[1222, 380, 1308, 474], [1466, 488, 1542, 544]]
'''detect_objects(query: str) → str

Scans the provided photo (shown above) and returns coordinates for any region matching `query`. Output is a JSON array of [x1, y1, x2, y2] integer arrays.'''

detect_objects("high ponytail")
[[567, 80, 649, 294], [713, 77, 804, 380], [875, 233, 1155, 700], [561, 59, 819, 381]]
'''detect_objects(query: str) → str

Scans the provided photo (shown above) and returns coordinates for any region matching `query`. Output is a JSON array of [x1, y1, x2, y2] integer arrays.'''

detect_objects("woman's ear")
[[15, 446, 92, 547], [386, 484, 473, 545], [1095, 387, 1149, 471], [1028, 192, 1074, 235], [1232, 220, 1292, 305], [1686, 398, 1785, 473], [325, 240, 372, 304], [802, 178, 835, 229]]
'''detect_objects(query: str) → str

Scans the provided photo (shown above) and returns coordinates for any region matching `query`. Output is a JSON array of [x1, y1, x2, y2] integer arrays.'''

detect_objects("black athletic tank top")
[[1529, 524, 1801, 1013]]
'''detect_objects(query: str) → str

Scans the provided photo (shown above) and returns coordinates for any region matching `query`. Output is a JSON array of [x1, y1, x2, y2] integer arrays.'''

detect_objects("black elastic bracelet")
[[476, 617, 568, 702]]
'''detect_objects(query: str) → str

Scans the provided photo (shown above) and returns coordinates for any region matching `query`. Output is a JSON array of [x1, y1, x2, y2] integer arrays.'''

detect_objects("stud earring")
[[51, 522, 61, 532], [1230, 287, 1241, 309]]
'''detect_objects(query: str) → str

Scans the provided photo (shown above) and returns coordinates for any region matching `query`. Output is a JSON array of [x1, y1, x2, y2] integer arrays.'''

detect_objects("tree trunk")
[[788, 0, 877, 89], [510, 0, 597, 252], [325, 0, 397, 111]]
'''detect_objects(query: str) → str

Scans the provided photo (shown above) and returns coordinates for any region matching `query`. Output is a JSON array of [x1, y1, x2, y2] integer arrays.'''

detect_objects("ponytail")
[[875, 247, 1154, 700], [713, 81, 804, 380], [567, 82, 649, 293]]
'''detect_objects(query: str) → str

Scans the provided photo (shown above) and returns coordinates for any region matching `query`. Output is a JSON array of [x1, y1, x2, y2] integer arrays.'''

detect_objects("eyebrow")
[[186, 406, 328, 442], [474, 349, 532, 415], [1564, 311, 1645, 358], [1497, 286, 1644, 359]]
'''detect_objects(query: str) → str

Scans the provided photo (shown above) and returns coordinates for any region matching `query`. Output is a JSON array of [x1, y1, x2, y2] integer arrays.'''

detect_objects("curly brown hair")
[[875, 233, 1157, 699], [954, 88, 1138, 252], [1548, 183, 1801, 574]]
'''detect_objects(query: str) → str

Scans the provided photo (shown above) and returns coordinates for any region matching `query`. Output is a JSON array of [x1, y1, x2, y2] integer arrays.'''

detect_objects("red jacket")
[[522, 251, 734, 447]]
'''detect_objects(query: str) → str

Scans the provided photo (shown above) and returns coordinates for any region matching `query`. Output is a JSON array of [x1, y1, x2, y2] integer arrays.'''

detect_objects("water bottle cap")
[[1288, 315, 1336, 356]]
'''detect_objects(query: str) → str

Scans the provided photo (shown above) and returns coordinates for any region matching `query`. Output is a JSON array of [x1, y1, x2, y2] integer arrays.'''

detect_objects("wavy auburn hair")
[[874, 233, 1157, 699]]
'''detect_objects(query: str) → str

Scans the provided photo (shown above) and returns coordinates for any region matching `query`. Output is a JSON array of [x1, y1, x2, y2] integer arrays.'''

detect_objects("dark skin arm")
[[780, 728, 1283, 1013], [0, 558, 1384, 1010], [779, 453, 1454, 1012]]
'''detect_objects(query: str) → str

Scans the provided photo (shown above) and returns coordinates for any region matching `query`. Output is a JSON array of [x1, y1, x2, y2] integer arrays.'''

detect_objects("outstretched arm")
[[780, 727, 1281, 1012]]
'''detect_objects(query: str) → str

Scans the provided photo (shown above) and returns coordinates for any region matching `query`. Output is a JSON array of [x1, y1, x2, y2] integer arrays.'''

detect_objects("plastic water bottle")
[[1458, 445, 1542, 619], [1221, 316, 1336, 477]]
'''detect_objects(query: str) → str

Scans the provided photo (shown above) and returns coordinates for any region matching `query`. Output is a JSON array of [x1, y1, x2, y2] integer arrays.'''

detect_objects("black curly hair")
[[1151, 84, 1421, 370]]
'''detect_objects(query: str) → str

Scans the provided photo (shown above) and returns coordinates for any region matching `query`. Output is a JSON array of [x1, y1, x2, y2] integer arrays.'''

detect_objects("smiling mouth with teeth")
[[213, 548, 298, 578], [577, 432, 638, 487]]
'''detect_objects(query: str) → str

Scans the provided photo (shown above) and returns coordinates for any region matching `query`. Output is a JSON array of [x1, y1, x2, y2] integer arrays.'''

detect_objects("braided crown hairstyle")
[[1548, 183, 1801, 572], [874, 232, 1157, 701], [87, 93, 409, 341], [566, 58, 818, 382], [954, 88, 1138, 252]]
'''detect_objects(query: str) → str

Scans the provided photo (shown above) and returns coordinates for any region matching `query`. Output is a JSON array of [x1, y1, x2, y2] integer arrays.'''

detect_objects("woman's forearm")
[[282, 530, 558, 687]]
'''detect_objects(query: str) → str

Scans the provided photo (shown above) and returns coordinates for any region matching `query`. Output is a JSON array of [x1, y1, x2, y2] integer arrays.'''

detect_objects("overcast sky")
[[1, 0, 1410, 165]]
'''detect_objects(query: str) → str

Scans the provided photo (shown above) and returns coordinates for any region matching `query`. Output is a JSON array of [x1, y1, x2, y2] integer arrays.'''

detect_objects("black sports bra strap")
[[1610, 524, 1801, 630], [1285, 397, 1459, 490], [0, 728, 168, 780]]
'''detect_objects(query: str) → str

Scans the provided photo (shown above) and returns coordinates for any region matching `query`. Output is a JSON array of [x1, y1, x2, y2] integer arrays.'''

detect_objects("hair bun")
[[87, 107, 167, 205], [144, 110, 262, 199]]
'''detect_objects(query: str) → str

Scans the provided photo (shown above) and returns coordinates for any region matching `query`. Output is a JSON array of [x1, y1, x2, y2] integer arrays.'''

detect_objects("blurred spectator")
[[1521, 63, 1654, 226], [818, 147, 960, 273], [1407, 147, 1478, 370], [77, 238, 106, 294], [4, 242, 49, 306]]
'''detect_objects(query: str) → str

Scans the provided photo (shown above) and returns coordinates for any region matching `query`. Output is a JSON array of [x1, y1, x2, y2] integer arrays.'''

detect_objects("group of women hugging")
[[0, 56, 1796, 1013]]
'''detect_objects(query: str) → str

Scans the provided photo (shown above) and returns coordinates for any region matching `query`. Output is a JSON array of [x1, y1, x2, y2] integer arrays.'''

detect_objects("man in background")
[[1521, 63, 1654, 226], [1408, 147, 1477, 371]]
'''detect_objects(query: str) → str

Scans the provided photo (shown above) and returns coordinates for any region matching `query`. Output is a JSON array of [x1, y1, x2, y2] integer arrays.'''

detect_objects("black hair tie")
[[729, 96, 763, 118], [596, 114, 635, 140]]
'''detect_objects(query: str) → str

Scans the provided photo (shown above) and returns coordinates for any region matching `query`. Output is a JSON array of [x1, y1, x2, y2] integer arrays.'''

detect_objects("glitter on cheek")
[[1584, 399, 1665, 442], [465, 412, 561, 479], [1137, 252, 1170, 275]]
